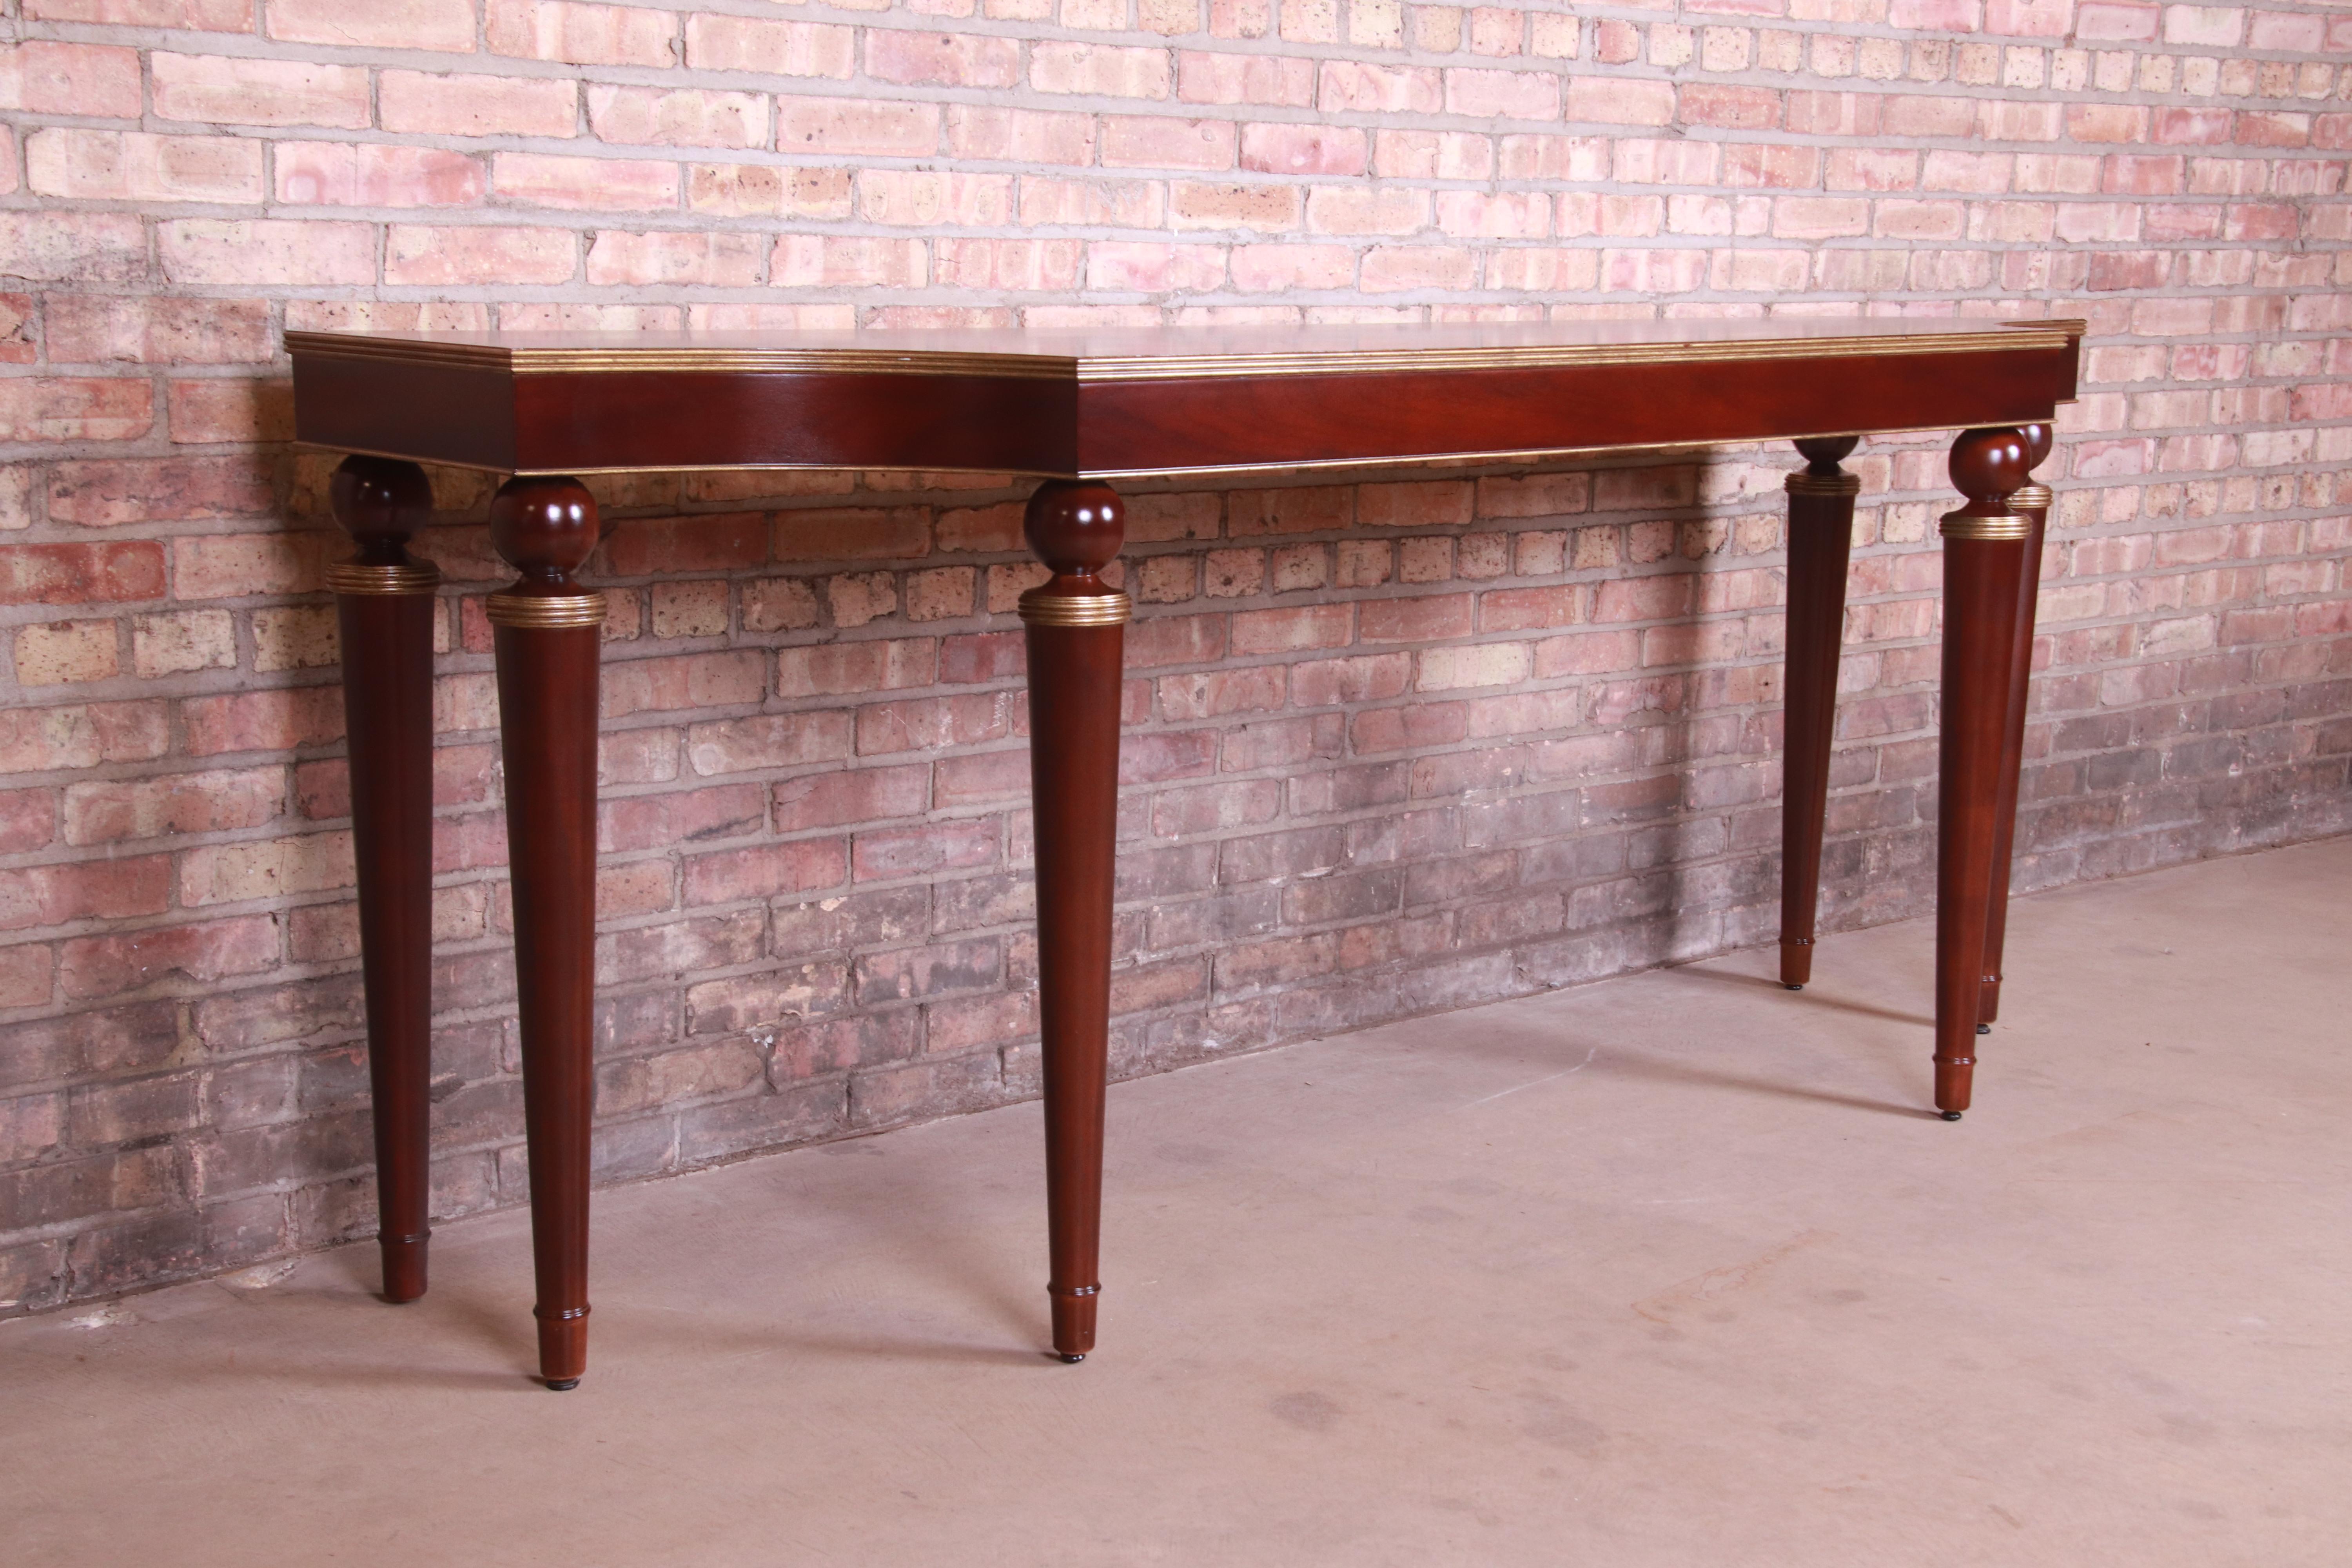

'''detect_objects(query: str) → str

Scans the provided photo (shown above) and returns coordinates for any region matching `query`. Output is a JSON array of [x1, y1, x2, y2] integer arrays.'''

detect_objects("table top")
[[286, 314, 2084, 481], [288, 315, 2085, 382]]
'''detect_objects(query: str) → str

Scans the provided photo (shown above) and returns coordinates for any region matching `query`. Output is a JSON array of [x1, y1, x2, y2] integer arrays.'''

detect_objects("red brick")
[[0, 541, 165, 604], [682, 838, 847, 906], [3, 40, 144, 118], [494, 152, 680, 211], [50, 457, 273, 527], [275, 143, 485, 207], [151, 52, 365, 127], [590, 85, 767, 148], [0, 855, 170, 932], [159, 220, 376, 286], [27, 129, 262, 203], [683, 14, 855, 77], [778, 639, 936, 697], [489, 0, 679, 65], [1567, 77, 1676, 126], [1031, 42, 1171, 97], [269, 0, 476, 50], [1223, 604, 1347, 655], [380, 71, 579, 137], [181, 686, 344, 756], [25, 0, 252, 24], [867, 30, 1022, 88], [55, 917, 276, 1005], [1240, 122, 1367, 175], [772, 765, 931, 832]]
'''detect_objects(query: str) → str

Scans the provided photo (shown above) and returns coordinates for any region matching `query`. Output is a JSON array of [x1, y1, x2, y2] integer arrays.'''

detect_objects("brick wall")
[[3, 0, 2348, 1315]]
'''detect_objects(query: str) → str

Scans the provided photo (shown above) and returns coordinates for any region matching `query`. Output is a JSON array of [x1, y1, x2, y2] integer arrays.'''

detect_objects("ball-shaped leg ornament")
[[330, 456, 432, 554], [1024, 481, 1125, 576], [1948, 428, 2032, 505], [2018, 422, 2053, 472], [1793, 435, 1860, 474], [490, 476, 599, 585]]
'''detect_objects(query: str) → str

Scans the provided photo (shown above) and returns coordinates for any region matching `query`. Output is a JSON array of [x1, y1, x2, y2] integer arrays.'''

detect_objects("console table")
[[287, 317, 2082, 1389]]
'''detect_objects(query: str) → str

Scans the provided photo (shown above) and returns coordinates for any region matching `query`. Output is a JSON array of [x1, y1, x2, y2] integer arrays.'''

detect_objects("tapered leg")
[[487, 476, 604, 1389], [329, 457, 440, 1303], [1978, 425, 2054, 1028], [1778, 436, 1861, 989], [1019, 481, 1129, 1363], [1934, 430, 2035, 1118]]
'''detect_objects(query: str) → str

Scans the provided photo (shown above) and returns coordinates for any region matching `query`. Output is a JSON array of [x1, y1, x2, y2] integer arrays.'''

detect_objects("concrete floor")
[[4, 838, 2348, 1566]]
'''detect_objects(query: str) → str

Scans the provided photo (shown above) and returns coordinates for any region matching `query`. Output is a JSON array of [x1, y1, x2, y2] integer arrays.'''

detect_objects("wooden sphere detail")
[[1024, 481, 1125, 574], [1948, 427, 2031, 502], [330, 456, 432, 548], [2019, 422, 2053, 470], [1794, 435, 1859, 471], [491, 476, 599, 580]]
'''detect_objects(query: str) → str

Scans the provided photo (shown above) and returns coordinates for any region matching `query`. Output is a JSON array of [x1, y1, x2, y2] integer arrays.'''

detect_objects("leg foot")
[[1050, 1284, 1100, 1360], [545, 1379, 581, 1392], [1940, 1111, 1964, 1123], [379, 1234, 428, 1303], [535, 1307, 589, 1388]]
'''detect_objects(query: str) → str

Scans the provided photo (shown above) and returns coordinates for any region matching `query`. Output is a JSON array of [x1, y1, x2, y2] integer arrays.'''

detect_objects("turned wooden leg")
[[487, 476, 604, 1389], [328, 457, 440, 1304], [1934, 430, 2034, 1118], [1978, 424, 2054, 1029], [1778, 436, 1861, 990], [1020, 480, 1129, 1363]]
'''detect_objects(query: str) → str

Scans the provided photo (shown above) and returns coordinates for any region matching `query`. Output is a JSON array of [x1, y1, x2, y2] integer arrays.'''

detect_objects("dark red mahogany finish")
[[328, 457, 439, 1303], [1978, 423, 2055, 1027], [1018, 482, 1130, 1362], [1777, 437, 1862, 991], [487, 476, 604, 1389], [286, 318, 2081, 1379], [1934, 428, 2038, 1117]]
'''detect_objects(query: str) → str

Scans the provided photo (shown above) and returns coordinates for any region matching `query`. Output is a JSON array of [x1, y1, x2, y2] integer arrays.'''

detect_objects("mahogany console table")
[[287, 317, 2082, 1389]]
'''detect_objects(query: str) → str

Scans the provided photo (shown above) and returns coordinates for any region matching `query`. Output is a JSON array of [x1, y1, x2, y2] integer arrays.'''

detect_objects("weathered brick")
[[379, 71, 579, 137], [489, 0, 679, 66], [0, 0, 2343, 1318]]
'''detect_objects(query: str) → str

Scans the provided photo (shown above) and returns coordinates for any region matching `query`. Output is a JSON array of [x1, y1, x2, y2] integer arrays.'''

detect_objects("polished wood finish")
[[1777, 437, 1862, 990], [487, 475, 604, 1390], [287, 320, 2080, 479], [1075, 350, 2071, 476], [289, 318, 2083, 1379], [1933, 429, 2036, 1118], [328, 457, 439, 1304], [1018, 481, 1131, 1362], [1978, 425, 2055, 1027]]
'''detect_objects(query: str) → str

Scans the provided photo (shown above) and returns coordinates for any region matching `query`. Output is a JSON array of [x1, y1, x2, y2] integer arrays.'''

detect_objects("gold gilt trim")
[[287, 323, 2088, 384], [2011, 483, 2054, 510], [326, 561, 440, 596], [486, 591, 607, 630], [286, 332, 1075, 381], [1079, 327, 2084, 383], [1785, 471, 1862, 497], [1940, 512, 2035, 542], [1018, 590, 1132, 629]]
